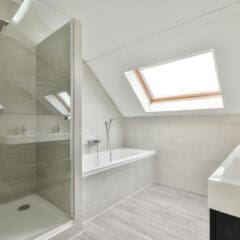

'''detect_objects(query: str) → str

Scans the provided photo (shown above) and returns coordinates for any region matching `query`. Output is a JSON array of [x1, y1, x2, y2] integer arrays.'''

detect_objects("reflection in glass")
[[58, 91, 71, 109], [12, 0, 32, 24], [0, 0, 73, 239], [45, 94, 70, 116]]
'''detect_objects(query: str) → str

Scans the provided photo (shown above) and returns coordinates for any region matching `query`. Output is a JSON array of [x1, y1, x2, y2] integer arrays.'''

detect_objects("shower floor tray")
[[0, 194, 69, 240]]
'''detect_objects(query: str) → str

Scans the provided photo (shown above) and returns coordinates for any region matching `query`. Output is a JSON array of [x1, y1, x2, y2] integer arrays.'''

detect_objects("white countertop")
[[0, 133, 70, 145], [208, 145, 240, 218]]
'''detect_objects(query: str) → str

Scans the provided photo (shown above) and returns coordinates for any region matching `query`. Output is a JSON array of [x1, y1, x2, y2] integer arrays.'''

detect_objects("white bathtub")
[[82, 148, 156, 177]]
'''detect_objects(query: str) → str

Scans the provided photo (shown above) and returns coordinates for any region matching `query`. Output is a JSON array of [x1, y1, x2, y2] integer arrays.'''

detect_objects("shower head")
[[0, 19, 9, 33], [105, 118, 114, 132]]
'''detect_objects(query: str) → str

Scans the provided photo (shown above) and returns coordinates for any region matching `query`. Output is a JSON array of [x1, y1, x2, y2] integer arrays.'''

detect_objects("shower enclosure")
[[0, 1, 81, 239]]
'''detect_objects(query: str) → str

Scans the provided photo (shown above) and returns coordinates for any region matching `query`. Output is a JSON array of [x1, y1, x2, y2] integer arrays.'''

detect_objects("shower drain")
[[18, 204, 30, 211]]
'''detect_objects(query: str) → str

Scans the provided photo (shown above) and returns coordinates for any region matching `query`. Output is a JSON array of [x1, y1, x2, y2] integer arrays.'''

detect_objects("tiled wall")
[[125, 115, 240, 194], [36, 23, 71, 215], [82, 63, 125, 154], [0, 33, 37, 203]]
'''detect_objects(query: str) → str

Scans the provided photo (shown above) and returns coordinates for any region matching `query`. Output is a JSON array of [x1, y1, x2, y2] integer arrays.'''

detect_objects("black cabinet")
[[210, 209, 240, 240]]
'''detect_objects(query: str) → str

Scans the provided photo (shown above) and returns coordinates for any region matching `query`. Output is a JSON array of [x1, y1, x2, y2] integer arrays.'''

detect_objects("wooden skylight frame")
[[133, 68, 222, 104]]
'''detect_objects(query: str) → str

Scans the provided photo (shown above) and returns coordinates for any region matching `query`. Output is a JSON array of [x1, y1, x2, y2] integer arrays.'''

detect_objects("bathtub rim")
[[82, 148, 156, 178]]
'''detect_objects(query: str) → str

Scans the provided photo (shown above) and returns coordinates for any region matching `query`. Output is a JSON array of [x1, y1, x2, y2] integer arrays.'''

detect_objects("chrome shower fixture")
[[105, 118, 113, 162], [0, 19, 9, 33], [105, 118, 113, 134]]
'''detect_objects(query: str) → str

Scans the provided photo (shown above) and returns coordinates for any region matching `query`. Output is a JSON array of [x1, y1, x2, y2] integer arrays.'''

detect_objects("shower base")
[[0, 194, 69, 240]]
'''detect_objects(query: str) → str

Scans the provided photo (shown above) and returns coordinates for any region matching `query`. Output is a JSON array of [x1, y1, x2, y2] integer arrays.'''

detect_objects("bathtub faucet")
[[87, 139, 101, 145], [87, 139, 101, 166], [105, 118, 113, 162]]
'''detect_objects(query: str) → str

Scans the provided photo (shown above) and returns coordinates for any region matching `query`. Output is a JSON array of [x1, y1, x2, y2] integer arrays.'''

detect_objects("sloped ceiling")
[[41, 0, 240, 116], [4, 0, 70, 45]]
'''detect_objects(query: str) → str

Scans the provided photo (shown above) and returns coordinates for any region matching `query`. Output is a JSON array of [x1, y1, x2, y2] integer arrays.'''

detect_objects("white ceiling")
[[40, 0, 240, 117], [5, 0, 70, 45], [41, 0, 238, 61]]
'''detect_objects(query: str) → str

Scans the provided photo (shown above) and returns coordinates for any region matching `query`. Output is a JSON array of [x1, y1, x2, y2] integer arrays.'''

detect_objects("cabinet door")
[[210, 209, 240, 240]]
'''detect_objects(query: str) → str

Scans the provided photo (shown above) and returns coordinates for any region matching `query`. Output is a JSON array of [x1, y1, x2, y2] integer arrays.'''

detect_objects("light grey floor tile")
[[78, 184, 208, 240]]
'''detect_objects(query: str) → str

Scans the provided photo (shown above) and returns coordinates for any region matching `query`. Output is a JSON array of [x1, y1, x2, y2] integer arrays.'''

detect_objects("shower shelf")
[[0, 133, 70, 145]]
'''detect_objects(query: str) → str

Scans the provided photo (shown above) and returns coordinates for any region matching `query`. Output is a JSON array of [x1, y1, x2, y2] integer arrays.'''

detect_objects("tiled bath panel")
[[82, 156, 157, 221]]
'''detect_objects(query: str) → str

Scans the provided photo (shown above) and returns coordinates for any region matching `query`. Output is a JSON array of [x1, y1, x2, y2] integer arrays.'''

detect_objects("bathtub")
[[82, 148, 157, 221], [82, 148, 156, 177]]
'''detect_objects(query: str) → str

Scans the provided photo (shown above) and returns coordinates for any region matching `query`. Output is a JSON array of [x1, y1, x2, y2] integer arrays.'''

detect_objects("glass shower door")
[[0, 1, 75, 239]]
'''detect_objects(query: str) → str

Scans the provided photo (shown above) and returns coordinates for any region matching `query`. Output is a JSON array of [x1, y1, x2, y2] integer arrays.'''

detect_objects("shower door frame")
[[37, 19, 83, 240], [70, 19, 82, 221]]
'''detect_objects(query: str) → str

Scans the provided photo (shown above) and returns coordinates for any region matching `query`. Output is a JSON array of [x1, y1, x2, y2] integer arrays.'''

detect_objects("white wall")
[[82, 63, 125, 154], [125, 115, 240, 194]]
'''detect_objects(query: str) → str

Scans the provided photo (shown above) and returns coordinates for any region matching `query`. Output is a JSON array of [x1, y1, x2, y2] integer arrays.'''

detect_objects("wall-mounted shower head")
[[0, 19, 9, 33]]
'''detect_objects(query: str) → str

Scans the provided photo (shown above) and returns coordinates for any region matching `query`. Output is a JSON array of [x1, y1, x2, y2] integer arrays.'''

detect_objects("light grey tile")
[[82, 63, 125, 155], [80, 185, 208, 240], [82, 156, 157, 221], [125, 115, 240, 194]]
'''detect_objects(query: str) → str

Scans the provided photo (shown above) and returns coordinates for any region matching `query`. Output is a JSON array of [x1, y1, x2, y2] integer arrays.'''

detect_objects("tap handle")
[[87, 139, 101, 145]]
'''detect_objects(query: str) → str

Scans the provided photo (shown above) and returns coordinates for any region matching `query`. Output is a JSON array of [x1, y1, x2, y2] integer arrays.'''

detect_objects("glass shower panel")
[[36, 22, 72, 216], [0, 9, 37, 205], [0, 1, 73, 239]]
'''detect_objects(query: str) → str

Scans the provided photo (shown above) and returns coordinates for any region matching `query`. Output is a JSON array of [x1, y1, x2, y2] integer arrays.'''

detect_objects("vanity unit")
[[208, 145, 240, 240]]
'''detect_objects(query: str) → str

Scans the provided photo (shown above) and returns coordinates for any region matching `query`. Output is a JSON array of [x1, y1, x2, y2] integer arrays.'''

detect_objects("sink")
[[208, 145, 240, 218]]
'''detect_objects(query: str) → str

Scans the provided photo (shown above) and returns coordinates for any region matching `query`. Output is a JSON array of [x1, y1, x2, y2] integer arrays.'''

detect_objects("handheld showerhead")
[[109, 118, 113, 125], [105, 118, 114, 161], [105, 118, 114, 133]]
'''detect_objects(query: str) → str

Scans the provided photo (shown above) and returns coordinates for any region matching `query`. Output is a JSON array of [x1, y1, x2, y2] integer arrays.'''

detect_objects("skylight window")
[[57, 91, 71, 108], [45, 94, 70, 116], [125, 50, 223, 112]]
